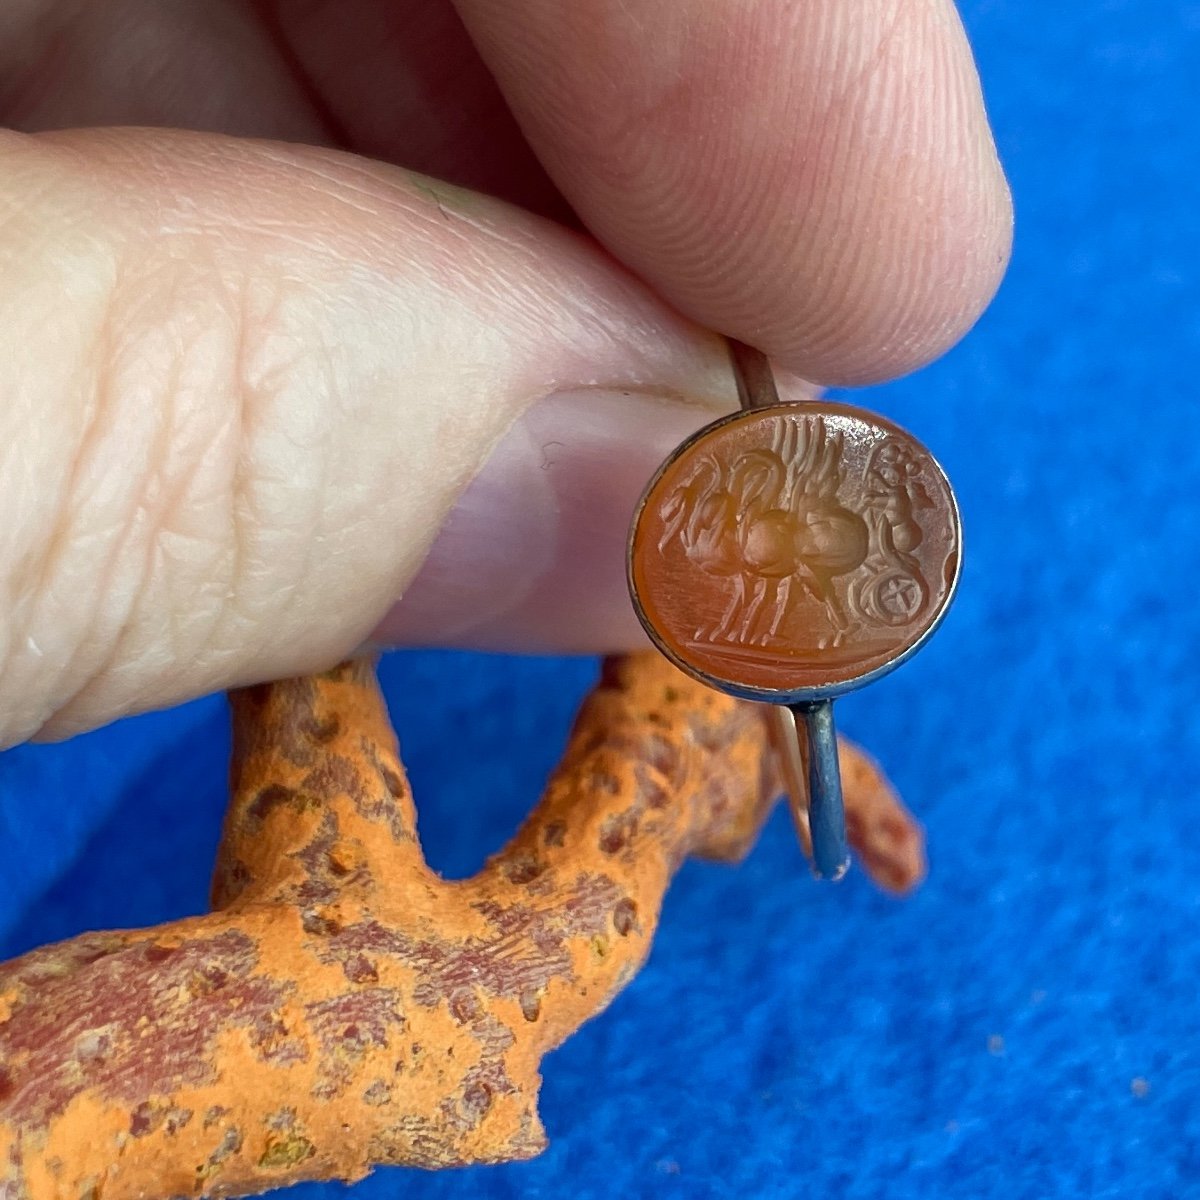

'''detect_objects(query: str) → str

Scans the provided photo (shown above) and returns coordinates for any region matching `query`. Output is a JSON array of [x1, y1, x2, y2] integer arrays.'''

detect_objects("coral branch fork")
[[0, 653, 923, 1199]]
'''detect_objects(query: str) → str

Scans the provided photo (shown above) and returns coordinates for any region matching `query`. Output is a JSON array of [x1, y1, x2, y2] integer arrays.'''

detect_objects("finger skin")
[[381, 365, 819, 651], [0, 0, 327, 141], [0, 128, 733, 745], [453, 0, 1013, 385], [259, 0, 571, 219], [0, 0, 571, 220]]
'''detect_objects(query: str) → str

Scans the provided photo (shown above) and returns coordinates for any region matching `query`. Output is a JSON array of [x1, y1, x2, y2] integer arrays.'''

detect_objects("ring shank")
[[729, 339, 849, 880], [768, 703, 850, 881], [729, 339, 781, 410]]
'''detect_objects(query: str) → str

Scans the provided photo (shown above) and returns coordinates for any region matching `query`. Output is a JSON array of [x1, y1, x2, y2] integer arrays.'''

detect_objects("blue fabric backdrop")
[[3, 1, 1199, 1196]]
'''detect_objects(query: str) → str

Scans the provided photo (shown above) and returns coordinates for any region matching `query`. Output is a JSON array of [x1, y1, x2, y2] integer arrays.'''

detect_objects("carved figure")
[[657, 416, 874, 648]]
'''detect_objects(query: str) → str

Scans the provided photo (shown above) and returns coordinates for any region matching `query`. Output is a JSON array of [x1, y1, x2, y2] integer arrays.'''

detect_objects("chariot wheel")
[[858, 568, 928, 626]]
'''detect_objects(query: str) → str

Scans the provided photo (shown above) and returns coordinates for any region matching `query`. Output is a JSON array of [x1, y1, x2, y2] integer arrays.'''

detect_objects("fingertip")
[[455, 0, 1014, 385], [765, 152, 1013, 387]]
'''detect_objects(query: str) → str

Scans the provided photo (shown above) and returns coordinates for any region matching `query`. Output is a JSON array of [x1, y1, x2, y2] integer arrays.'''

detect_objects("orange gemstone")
[[628, 402, 961, 700]]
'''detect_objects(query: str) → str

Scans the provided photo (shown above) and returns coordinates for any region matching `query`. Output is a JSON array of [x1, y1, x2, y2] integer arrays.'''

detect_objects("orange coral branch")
[[0, 653, 923, 1200]]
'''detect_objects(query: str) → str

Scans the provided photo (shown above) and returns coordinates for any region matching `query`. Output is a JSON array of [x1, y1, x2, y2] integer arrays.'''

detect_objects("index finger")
[[452, 0, 1012, 386]]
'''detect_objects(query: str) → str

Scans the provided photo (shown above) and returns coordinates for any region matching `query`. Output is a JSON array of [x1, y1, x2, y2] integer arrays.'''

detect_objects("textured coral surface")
[[0, 653, 921, 1199]]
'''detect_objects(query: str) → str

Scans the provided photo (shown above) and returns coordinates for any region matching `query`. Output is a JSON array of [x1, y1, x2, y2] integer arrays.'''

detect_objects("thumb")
[[0, 127, 736, 746]]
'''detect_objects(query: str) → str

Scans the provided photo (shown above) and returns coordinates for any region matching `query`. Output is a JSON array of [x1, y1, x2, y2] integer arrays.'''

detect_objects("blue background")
[[3, 1, 1199, 1196]]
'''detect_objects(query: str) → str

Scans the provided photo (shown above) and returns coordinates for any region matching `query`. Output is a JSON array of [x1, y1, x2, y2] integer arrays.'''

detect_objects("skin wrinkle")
[[218, 277, 335, 647], [22, 201, 364, 710], [163, 146, 599, 369], [16, 198, 227, 729], [79, 136, 393, 237], [259, 345, 335, 652], [253, 155, 408, 224], [71, 253, 244, 717], [236, 273, 312, 636], [56, 136, 680, 395], [169, 266, 252, 692], [59, 250, 221, 716], [267, 307, 395, 650], [135, 321, 194, 681], [219, 416, 267, 668], [19, 278, 115, 676], [2, 334, 90, 654], [33, 284, 160, 738]]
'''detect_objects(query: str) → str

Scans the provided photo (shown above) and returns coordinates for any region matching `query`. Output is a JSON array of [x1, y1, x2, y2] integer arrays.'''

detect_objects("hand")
[[0, 0, 1011, 745]]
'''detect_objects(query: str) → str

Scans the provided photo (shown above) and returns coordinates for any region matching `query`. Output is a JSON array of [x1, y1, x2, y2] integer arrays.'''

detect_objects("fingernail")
[[374, 388, 725, 652]]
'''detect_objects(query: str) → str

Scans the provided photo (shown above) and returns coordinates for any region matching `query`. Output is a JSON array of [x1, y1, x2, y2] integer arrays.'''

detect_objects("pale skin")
[[0, 0, 1011, 747]]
